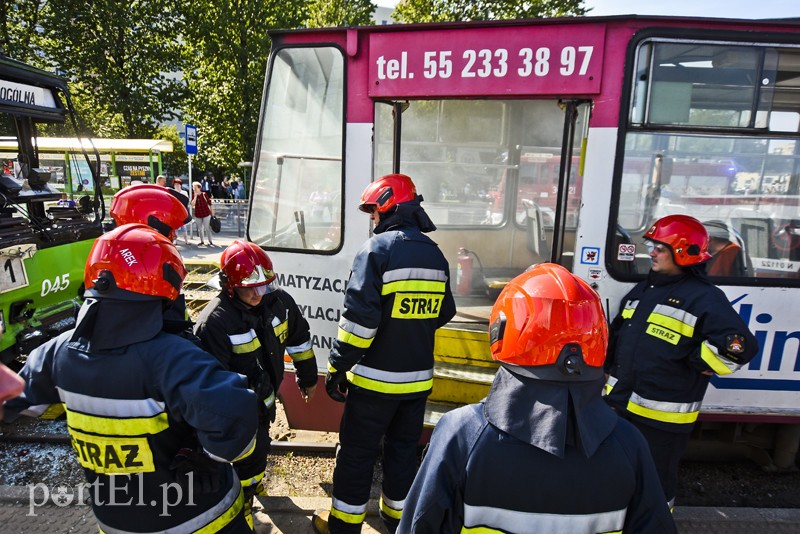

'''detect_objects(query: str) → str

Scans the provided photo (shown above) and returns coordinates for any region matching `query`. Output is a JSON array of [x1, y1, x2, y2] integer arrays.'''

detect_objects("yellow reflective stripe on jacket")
[[461, 503, 626, 533], [289, 348, 315, 362], [287, 341, 315, 362], [273, 317, 288, 343], [647, 304, 697, 338], [240, 470, 265, 488], [347, 365, 433, 395], [337, 326, 374, 349], [382, 279, 446, 295], [96, 484, 244, 534], [337, 318, 377, 349], [620, 300, 639, 319], [380, 494, 404, 520], [263, 391, 275, 409], [229, 329, 261, 354], [331, 497, 367, 525], [57, 388, 165, 418], [627, 392, 701, 424], [603, 376, 617, 397], [700, 340, 740, 375], [66, 408, 169, 436], [225, 433, 257, 463], [383, 267, 448, 284]]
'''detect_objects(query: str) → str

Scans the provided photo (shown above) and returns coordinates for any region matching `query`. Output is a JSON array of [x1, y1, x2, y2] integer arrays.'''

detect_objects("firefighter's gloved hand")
[[325, 370, 348, 403], [170, 448, 221, 494]]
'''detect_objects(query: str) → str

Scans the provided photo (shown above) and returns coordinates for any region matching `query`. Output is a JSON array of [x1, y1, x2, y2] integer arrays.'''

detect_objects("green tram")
[[0, 55, 103, 364]]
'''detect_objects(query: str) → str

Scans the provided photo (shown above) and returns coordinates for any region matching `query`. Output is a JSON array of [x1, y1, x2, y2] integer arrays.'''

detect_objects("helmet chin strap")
[[502, 344, 604, 383]]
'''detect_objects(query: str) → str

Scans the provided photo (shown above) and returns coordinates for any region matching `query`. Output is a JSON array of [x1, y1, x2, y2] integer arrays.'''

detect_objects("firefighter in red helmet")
[[399, 263, 675, 533], [110, 183, 191, 241], [313, 174, 456, 534], [604, 214, 757, 508], [4, 224, 259, 533], [110, 182, 196, 339], [194, 239, 318, 513]]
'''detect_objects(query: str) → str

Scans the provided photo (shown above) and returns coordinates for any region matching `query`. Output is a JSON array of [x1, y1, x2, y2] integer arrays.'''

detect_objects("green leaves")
[[393, 0, 587, 23]]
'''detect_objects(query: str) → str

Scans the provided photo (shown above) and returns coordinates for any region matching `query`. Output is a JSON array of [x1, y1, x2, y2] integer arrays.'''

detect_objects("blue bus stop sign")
[[185, 124, 198, 155]]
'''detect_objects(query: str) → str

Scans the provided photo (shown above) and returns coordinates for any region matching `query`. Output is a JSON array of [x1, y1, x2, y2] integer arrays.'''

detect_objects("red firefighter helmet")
[[358, 174, 416, 214], [110, 183, 190, 240], [84, 224, 187, 301], [488, 263, 607, 380], [643, 214, 712, 266], [220, 240, 276, 292]]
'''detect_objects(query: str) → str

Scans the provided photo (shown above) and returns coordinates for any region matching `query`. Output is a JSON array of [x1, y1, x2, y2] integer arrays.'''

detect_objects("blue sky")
[[375, 0, 800, 19]]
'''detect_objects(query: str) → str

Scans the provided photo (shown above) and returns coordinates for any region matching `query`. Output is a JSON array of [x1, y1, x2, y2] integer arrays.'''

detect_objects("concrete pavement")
[[1, 486, 799, 534]]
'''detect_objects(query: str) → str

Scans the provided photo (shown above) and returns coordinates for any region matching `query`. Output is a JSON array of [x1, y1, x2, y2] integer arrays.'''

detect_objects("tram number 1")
[[1, 256, 28, 293]]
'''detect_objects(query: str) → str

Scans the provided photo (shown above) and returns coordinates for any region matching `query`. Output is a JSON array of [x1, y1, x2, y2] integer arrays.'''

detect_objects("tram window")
[[614, 130, 800, 283], [631, 42, 800, 132], [614, 39, 800, 284], [249, 46, 344, 252], [375, 100, 512, 227], [375, 99, 580, 229]]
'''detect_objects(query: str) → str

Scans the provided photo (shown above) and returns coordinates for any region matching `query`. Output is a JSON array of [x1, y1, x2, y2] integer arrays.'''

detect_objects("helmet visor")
[[359, 203, 377, 214], [240, 265, 274, 286]]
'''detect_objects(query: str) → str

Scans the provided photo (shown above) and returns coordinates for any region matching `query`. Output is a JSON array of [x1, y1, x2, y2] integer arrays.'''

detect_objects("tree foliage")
[[181, 0, 308, 175], [393, 0, 587, 23], [0, 0, 48, 65], [38, 0, 187, 139], [306, 0, 376, 28]]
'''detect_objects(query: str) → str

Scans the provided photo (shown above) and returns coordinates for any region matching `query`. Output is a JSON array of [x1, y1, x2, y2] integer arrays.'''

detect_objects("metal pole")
[[188, 153, 193, 201]]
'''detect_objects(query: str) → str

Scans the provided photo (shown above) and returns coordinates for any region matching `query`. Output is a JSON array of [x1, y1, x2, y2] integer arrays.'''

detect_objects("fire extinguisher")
[[457, 247, 473, 296]]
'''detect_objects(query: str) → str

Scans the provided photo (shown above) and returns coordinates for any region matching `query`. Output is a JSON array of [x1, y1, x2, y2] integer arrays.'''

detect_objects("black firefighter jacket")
[[604, 270, 758, 433], [195, 288, 318, 411], [398, 367, 677, 533], [5, 306, 259, 533], [329, 199, 456, 398]]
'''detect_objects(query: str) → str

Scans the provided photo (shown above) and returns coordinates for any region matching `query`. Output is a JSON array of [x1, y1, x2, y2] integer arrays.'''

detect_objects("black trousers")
[[629, 419, 691, 505], [329, 389, 426, 534]]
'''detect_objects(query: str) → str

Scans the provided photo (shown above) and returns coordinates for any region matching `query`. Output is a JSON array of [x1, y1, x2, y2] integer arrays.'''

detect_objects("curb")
[[3, 484, 799, 525]]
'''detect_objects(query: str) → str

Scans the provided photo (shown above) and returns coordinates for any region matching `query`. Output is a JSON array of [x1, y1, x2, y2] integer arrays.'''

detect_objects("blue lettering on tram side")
[[712, 294, 800, 391]]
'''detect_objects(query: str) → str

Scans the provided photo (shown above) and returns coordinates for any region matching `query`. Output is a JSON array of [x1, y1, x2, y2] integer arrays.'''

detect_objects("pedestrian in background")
[[191, 181, 215, 247], [399, 264, 676, 533], [313, 174, 456, 534], [604, 214, 758, 508], [173, 178, 191, 244]]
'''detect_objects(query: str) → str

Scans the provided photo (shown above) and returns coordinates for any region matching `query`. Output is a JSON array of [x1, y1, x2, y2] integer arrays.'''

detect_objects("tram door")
[[373, 99, 589, 305]]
